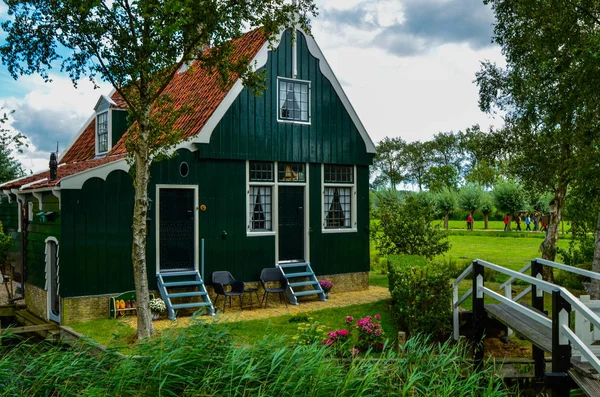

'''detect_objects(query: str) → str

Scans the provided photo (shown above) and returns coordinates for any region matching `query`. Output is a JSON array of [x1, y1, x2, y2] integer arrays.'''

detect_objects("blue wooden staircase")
[[278, 263, 326, 305], [157, 271, 215, 320]]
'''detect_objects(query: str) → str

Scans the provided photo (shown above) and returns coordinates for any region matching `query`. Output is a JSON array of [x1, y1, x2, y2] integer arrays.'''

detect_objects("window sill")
[[276, 118, 311, 126], [321, 228, 357, 234], [247, 231, 276, 237]]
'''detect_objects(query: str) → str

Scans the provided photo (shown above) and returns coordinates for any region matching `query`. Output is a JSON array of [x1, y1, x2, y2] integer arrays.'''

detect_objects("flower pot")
[[324, 291, 330, 299], [152, 313, 160, 321]]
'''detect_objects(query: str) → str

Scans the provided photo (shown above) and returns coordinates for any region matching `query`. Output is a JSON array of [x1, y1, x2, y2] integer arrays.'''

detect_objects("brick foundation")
[[25, 283, 47, 321], [49, 272, 369, 323]]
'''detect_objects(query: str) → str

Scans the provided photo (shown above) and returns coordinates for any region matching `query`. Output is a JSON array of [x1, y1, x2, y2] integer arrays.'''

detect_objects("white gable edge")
[[192, 29, 376, 153], [60, 158, 130, 190]]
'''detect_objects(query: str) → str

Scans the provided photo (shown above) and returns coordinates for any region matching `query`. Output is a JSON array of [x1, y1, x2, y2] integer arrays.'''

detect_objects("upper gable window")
[[278, 77, 310, 124], [97, 111, 109, 154]]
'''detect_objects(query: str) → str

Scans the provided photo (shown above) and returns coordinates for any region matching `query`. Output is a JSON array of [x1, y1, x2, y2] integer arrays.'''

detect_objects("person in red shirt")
[[466, 213, 473, 230], [504, 214, 510, 231]]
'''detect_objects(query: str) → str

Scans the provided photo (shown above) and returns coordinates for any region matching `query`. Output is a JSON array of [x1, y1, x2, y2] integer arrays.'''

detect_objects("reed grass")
[[0, 322, 511, 396]]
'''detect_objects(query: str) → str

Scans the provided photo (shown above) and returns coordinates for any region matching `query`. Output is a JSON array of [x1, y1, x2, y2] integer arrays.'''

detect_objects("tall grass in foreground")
[[0, 322, 511, 396]]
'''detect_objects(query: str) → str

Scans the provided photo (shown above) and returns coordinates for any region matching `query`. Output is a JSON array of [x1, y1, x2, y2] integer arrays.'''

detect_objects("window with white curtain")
[[278, 78, 310, 123], [249, 186, 272, 231], [323, 165, 354, 230], [248, 161, 274, 232]]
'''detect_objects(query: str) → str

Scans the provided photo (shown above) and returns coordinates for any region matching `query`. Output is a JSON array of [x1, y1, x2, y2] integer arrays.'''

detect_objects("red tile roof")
[[1, 155, 126, 190], [6, 28, 268, 191], [62, 28, 267, 161]]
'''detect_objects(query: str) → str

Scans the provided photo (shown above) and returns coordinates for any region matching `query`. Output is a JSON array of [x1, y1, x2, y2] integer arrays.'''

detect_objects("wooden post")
[[531, 260, 545, 382], [472, 260, 485, 368], [549, 290, 572, 397], [397, 331, 406, 354]]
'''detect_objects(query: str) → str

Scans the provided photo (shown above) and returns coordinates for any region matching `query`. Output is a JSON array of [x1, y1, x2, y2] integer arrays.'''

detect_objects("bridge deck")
[[485, 303, 600, 396]]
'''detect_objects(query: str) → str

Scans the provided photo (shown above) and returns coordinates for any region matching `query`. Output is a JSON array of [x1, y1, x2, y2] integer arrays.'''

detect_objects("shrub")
[[372, 193, 450, 259], [322, 314, 386, 357], [388, 262, 452, 340], [388, 254, 428, 269]]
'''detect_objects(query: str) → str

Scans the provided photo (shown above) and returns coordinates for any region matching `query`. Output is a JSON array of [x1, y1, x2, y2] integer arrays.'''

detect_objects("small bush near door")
[[388, 259, 452, 340]]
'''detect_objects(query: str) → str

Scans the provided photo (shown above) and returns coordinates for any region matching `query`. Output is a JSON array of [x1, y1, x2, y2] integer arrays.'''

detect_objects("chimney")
[[49, 152, 58, 181]]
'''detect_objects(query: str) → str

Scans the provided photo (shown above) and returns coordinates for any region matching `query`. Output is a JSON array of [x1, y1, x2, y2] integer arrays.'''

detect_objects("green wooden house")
[[0, 28, 375, 323]]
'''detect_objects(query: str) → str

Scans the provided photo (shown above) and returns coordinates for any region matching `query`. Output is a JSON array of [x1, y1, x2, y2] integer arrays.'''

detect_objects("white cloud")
[[0, 73, 109, 169]]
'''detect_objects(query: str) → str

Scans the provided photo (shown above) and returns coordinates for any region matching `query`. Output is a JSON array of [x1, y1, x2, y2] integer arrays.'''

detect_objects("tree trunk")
[[131, 124, 155, 339], [484, 213, 489, 230], [588, 211, 600, 299], [540, 185, 567, 282], [444, 213, 449, 230], [506, 215, 512, 231]]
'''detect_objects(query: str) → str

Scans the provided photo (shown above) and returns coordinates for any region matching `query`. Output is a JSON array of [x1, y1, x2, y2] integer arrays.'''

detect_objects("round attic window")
[[180, 162, 189, 177]]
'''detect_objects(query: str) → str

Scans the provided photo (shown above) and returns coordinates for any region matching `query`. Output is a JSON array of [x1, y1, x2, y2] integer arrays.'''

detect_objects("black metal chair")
[[212, 271, 245, 313], [260, 268, 288, 308]]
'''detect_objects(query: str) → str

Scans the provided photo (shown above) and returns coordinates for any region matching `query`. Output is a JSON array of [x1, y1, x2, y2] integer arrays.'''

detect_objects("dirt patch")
[[0, 280, 18, 306], [121, 286, 391, 332], [485, 336, 533, 359]]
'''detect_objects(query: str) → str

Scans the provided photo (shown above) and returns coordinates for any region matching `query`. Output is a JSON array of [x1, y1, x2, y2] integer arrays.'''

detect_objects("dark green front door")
[[278, 186, 304, 261], [159, 188, 195, 272]]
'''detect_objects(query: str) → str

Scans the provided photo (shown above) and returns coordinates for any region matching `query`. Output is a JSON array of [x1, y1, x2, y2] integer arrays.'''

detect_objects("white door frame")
[[45, 236, 60, 323], [155, 184, 199, 274]]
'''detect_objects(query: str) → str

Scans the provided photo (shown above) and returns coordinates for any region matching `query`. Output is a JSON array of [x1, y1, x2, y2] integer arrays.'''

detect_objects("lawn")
[[437, 219, 571, 232], [436, 235, 570, 273]]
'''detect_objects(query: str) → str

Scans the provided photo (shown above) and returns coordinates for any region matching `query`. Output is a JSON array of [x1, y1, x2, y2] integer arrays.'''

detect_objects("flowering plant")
[[322, 314, 385, 357], [319, 279, 334, 293], [149, 298, 166, 313]]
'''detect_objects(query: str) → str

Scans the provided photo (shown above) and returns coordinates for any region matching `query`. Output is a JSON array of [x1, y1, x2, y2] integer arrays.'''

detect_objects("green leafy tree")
[[424, 165, 459, 192], [373, 193, 450, 259], [435, 187, 457, 230], [1, 0, 316, 338], [0, 110, 26, 183], [459, 125, 506, 188], [404, 141, 433, 192], [492, 181, 526, 231], [372, 136, 406, 190], [480, 192, 494, 230], [478, 0, 600, 279], [458, 184, 484, 230]]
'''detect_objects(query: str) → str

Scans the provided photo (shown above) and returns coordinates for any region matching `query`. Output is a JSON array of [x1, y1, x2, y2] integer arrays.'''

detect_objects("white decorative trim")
[[21, 178, 48, 190], [94, 94, 117, 110], [51, 189, 61, 208], [44, 236, 60, 323], [32, 191, 43, 211], [155, 184, 199, 275], [2, 190, 12, 203], [11, 189, 26, 233], [60, 159, 130, 190], [191, 29, 375, 153]]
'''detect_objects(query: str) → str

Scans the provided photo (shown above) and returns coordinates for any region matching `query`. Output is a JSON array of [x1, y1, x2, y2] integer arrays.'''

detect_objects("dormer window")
[[97, 112, 109, 154], [278, 77, 310, 124]]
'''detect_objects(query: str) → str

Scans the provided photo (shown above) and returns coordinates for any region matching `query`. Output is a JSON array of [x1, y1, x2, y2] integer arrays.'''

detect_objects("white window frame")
[[95, 110, 111, 156], [246, 160, 311, 264], [154, 184, 199, 275], [276, 77, 311, 125], [322, 164, 357, 233], [45, 236, 60, 323]]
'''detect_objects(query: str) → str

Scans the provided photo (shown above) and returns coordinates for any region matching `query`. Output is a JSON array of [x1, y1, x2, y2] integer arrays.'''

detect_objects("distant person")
[[525, 213, 531, 231], [516, 214, 522, 231], [504, 214, 510, 231], [466, 213, 473, 230], [533, 213, 539, 232]]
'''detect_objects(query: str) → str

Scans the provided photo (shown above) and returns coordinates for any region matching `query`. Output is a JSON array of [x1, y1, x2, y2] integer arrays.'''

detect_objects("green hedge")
[[388, 258, 452, 340]]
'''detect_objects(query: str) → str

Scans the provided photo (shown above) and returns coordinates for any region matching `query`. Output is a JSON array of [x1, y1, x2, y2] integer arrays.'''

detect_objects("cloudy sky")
[[0, 0, 505, 173]]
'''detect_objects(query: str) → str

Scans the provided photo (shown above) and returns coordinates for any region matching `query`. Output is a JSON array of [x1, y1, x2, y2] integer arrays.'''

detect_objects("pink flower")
[[346, 316, 354, 323], [375, 329, 382, 337], [375, 314, 381, 320], [323, 339, 334, 346], [328, 331, 338, 339], [351, 348, 360, 356], [336, 329, 349, 337]]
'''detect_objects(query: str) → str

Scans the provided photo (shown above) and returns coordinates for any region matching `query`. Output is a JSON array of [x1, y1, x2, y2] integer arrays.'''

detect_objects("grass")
[[437, 219, 572, 232], [69, 318, 137, 352], [436, 235, 570, 273], [221, 299, 395, 346]]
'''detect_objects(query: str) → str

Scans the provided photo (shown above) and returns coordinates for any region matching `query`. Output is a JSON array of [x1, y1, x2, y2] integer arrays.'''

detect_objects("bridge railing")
[[456, 258, 600, 376]]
